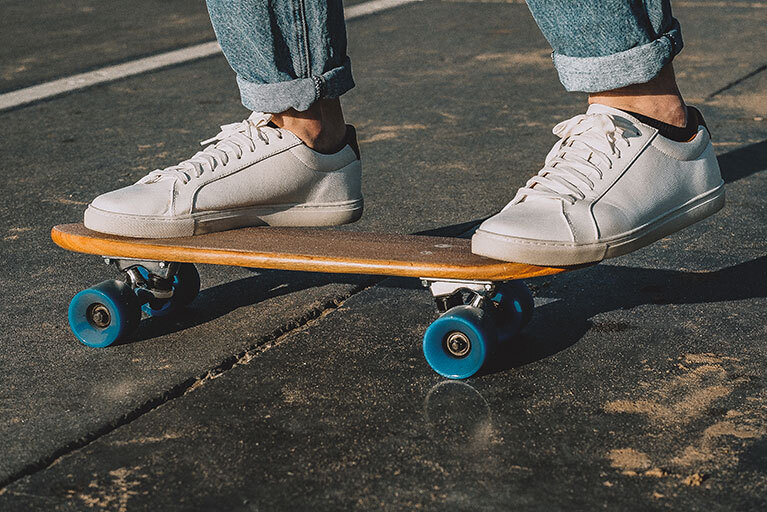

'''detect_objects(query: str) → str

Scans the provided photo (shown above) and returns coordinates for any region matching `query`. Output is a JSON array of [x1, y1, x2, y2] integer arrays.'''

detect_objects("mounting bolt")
[[445, 332, 471, 358], [87, 303, 111, 328]]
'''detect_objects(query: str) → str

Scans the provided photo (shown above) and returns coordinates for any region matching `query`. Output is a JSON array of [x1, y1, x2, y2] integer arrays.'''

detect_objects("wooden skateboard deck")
[[51, 223, 574, 281]]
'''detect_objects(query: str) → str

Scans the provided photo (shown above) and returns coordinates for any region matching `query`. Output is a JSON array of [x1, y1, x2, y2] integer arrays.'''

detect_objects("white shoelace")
[[514, 113, 641, 205], [139, 112, 281, 185]]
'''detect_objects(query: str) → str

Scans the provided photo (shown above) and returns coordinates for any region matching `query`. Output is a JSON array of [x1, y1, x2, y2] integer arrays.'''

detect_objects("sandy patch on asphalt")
[[607, 448, 651, 472], [67, 465, 147, 512], [473, 50, 551, 67], [358, 124, 428, 144], [602, 353, 767, 489], [604, 364, 734, 424]]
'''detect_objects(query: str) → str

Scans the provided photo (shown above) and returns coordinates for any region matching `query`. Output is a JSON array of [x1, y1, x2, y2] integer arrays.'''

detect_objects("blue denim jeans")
[[206, 0, 683, 112], [527, 0, 683, 92], [206, 0, 354, 113]]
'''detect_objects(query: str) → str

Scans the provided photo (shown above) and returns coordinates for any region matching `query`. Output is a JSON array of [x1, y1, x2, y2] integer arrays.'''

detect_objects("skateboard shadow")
[[481, 255, 767, 376], [127, 270, 375, 344], [125, 218, 488, 344]]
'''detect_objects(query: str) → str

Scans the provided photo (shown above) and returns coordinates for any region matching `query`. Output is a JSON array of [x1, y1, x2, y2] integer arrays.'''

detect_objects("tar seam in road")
[[707, 63, 767, 98], [0, 279, 381, 492]]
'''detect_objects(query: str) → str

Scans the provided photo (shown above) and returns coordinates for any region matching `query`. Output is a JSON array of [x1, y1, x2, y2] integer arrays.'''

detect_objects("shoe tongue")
[[586, 103, 641, 125], [246, 111, 284, 131], [247, 111, 273, 125]]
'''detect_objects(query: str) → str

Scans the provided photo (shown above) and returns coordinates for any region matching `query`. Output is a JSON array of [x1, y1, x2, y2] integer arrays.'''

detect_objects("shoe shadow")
[[484, 255, 767, 375], [718, 139, 767, 184], [481, 139, 767, 374]]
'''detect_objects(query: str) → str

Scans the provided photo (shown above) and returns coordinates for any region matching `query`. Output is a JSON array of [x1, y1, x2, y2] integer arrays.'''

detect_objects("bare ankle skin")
[[270, 98, 347, 153], [588, 63, 688, 128]]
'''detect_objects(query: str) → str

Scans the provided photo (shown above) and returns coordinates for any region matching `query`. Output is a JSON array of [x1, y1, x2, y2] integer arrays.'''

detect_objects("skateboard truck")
[[419, 277, 534, 378], [61, 257, 202, 348], [99, 257, 200, 318], [103, 257, 178, 301], [421, 278, 496, 312]]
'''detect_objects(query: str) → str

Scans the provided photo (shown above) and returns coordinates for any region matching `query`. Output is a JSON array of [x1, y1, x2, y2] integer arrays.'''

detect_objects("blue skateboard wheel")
[[493, 281, 534, 331], [139, 263, 200, 317], [423, 305, 497, 379], [68, 280, 140, 348], [490, 284, 525, 342]]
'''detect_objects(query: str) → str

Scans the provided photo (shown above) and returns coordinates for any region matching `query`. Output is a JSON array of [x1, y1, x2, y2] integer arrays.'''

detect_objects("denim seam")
[[296, 0, 312, 78], [313, 76, 325, 99], [289, 1, 301, 77]]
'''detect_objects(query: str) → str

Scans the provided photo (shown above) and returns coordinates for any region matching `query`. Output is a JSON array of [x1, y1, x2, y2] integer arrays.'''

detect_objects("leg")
[[527, 0, 686, 126], [472, 1, 724, 265], [270, 97, 348, 154], [206, 0, 352, 151], [83, 0, 363, 238], [589, 62, 686, 128]]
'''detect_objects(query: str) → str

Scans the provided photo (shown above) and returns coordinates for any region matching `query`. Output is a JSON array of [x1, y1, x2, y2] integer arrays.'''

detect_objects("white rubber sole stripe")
[[0, 0, 422, 112]]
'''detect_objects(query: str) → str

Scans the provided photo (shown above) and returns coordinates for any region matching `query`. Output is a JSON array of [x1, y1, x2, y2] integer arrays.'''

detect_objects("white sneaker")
[[84, 112, 363, 238], [472, 104, 725, 265]]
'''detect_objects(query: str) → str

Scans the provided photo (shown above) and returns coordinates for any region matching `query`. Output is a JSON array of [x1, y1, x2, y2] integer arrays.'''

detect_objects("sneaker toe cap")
[[477, 201, 574, 242], [89, 183, 174, 217]]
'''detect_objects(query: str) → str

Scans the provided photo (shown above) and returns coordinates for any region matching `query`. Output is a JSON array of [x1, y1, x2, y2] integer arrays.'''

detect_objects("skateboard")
[[52, 223, 581, 379]]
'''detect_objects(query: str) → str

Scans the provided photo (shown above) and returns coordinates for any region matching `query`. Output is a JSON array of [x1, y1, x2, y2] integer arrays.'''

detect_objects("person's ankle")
[[270, 98, 348, 153], [587, 63, 688, 128], [589, 95, 688, 128]]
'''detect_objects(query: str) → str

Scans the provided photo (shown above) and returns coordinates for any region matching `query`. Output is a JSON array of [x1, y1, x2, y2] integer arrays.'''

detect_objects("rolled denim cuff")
[[236, 56, 355, 113], [552, 19, 683, 93]]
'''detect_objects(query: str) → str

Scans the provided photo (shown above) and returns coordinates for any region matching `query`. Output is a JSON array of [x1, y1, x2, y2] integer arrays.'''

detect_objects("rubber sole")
[[472, 184, 725, 266], [84, 198, 364, 238]]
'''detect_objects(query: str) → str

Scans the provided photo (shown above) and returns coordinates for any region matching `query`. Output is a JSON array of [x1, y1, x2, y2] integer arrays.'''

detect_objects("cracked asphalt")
[[0, 0, 765, 510]]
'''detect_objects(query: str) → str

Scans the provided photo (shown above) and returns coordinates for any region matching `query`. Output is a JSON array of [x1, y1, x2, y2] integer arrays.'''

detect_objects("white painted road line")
[[0, 42, 222, 112], [0, 0, 422, 112], [345, 0, 422, 18]]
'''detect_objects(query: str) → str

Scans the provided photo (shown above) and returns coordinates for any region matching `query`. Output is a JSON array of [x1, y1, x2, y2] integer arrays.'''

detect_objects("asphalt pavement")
[[0, 0, 765, 510]]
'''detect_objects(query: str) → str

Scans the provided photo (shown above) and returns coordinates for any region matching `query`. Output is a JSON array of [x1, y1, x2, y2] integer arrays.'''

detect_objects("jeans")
[[527, 0, 683, 92], [206, 0, 353, 113], [205, 0, 683, 112]]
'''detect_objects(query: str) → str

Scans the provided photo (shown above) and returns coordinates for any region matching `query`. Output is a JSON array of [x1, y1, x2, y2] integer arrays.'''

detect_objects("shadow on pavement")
[[486, 255, 767, 374], [718, 139, 767, 183], [128, 270, 373, 344]]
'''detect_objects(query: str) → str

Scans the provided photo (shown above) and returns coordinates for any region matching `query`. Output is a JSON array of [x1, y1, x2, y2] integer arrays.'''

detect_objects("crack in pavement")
[[0, 278, 380, 492], [0, 217, 477, 492]]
